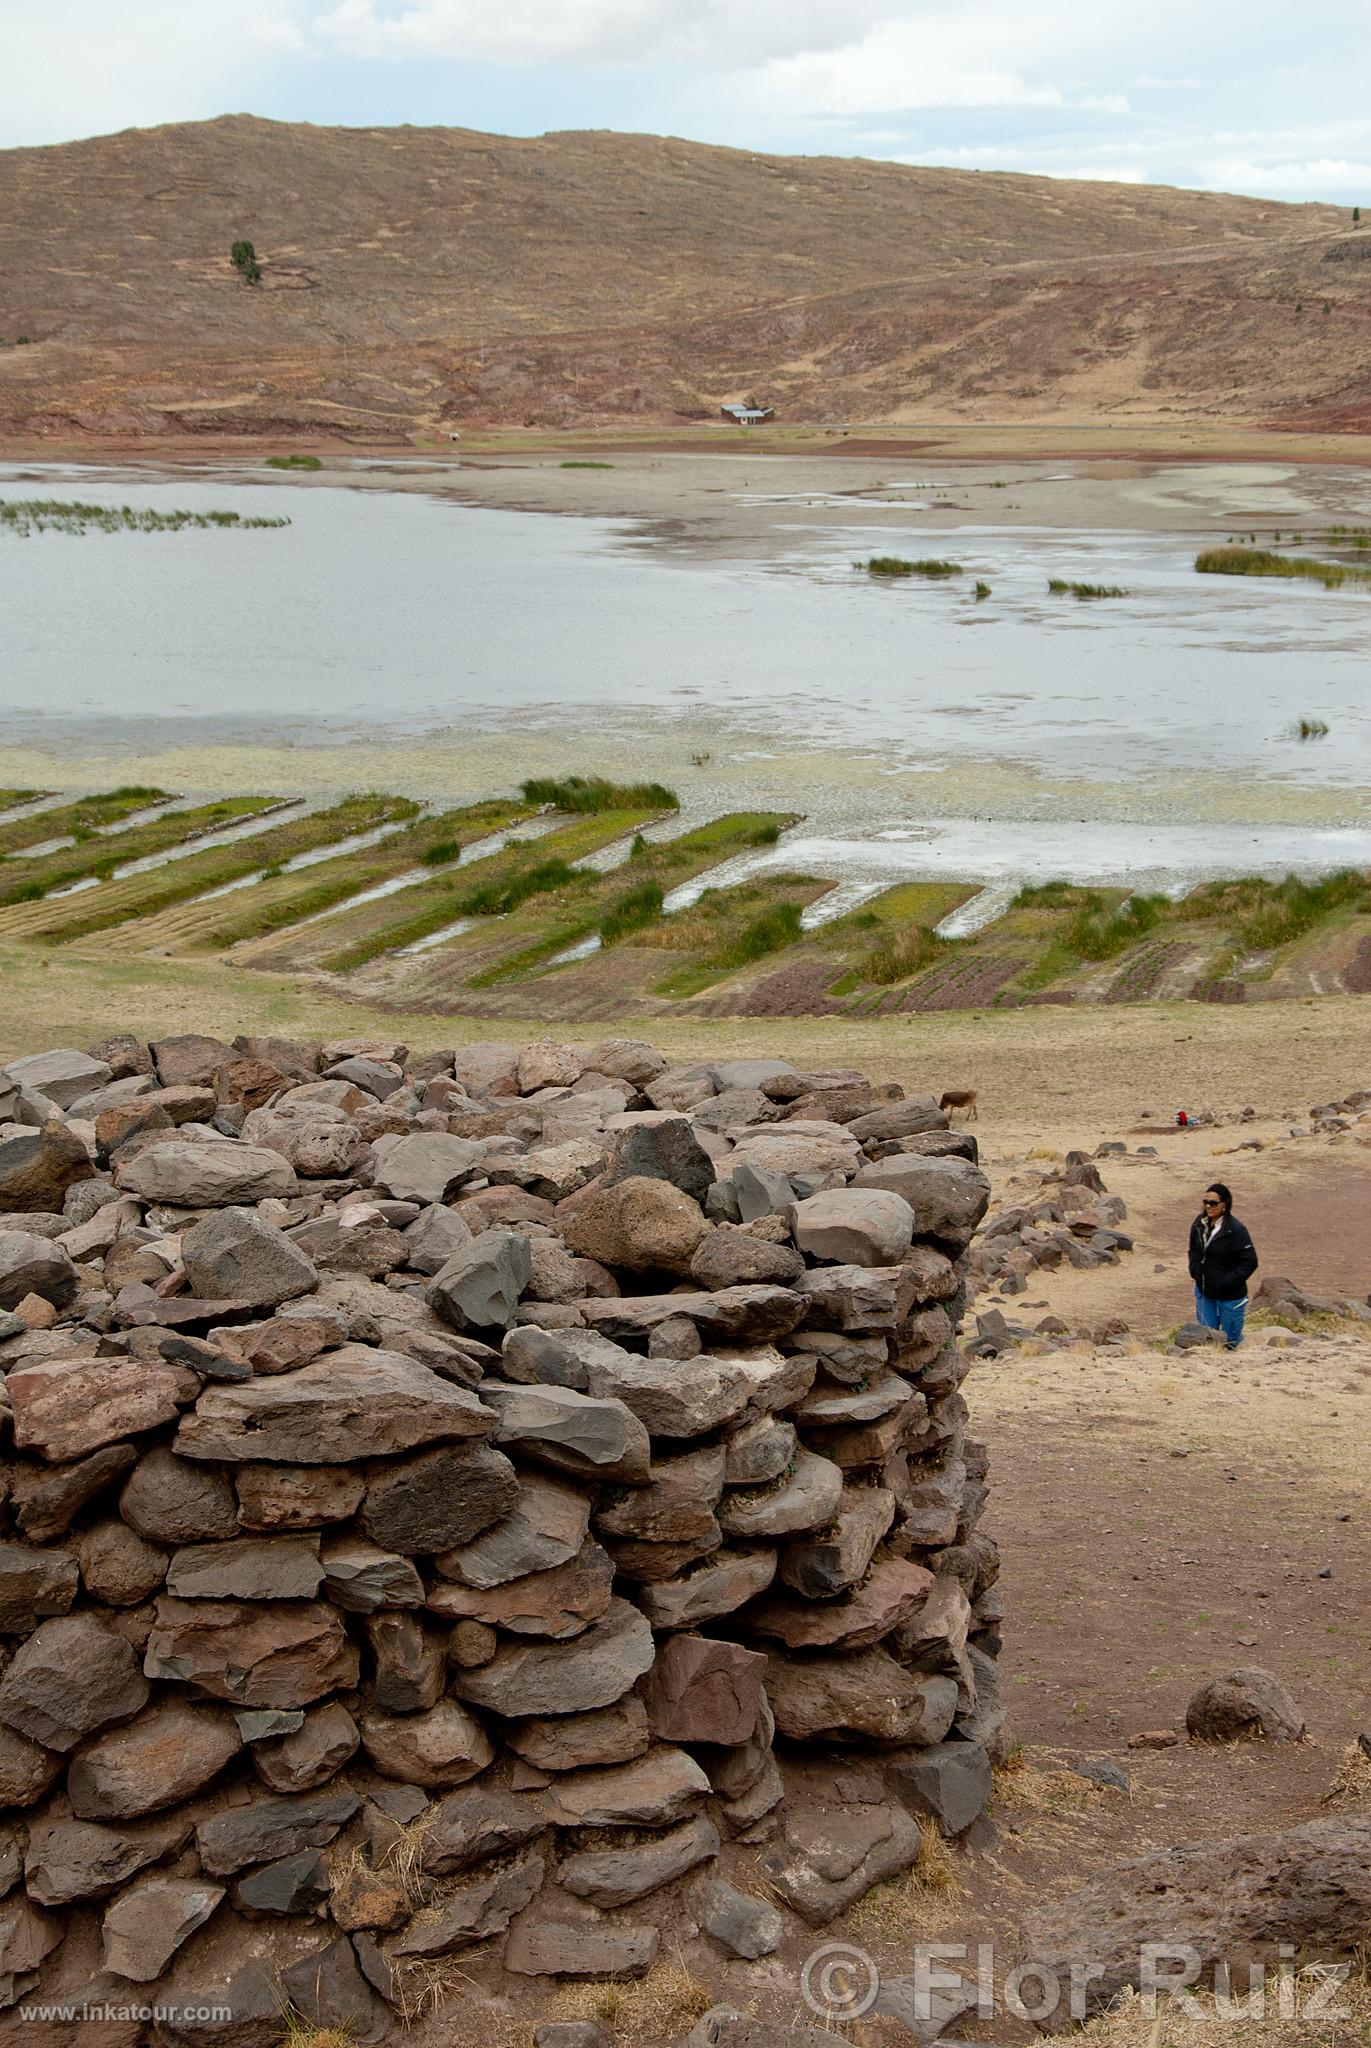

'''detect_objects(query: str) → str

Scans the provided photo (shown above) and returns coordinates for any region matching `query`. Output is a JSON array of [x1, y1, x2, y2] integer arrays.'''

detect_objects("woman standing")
[[1188, 1182, 1258, 1349]]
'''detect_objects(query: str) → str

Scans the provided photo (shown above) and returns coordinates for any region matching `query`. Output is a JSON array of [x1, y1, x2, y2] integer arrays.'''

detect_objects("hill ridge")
[[0, 116, 1366, 437]]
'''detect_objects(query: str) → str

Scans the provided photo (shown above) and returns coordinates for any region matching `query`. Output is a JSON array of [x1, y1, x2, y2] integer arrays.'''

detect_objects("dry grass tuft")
[[1074, 1965, 1371, 2048], [550, 1960, 715, 2037], [1320, 1739, 1371, 1811], [367, 1808, 437, 1903], [386, 1954, 480, 2023], [850, 1819, 967, 1943], [278, 2023, 357, 2048], [992, 1745, 1110, 1817]]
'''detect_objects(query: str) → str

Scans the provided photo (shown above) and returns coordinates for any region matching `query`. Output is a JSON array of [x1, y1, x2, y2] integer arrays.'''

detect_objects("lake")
[[2, 462, 1369, 888]]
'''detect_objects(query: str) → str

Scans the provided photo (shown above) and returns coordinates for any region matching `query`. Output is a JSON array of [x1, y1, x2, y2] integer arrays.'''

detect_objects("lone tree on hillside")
[[1354, 206, 1362, 226], [230, 239, 262, 285]]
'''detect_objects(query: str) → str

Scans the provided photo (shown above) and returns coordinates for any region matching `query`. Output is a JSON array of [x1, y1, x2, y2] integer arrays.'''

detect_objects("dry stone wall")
[[0, 1029, 1002, 2041]]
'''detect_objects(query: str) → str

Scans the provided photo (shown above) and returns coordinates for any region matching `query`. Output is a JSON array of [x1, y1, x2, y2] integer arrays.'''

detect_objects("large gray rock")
[[852, 1154, 991, 1249], [388, 1850, 545, 1955], [403, 1203, 474, 1275], [563, 1176, 709, 1275], [593, 1444, 724, 1545], [780, 1486, 896, 1598], [607, 1117, 715, 1201], [0, 1231, 79, 1311], [101, 1874, 224, 1980], [848, 1096, 947, 1141], [482, 1382, 651, 1484], [120, 1447, 239, 1544], [144, 1595, 359, 1706], [766, 1645, 961, 1745], [175, 1346, 496, 1463], [17, 1443, 142, 1545], [579, 1345, 752, 1440], [360, 1441, 518, 1554], [0, 1726, 61, 1811], [1024, 1816, 1371, 2016], [280, 1936, 389, 2045], [427, 1229, 532, 1332], [196, 1789, 361, 1875], [438, 1471, 590, 1587], [761, 1804, 922, 1927], [635, 1549, 777, 1631], [0, 1122, 96, 1214], [319, 1534, 419, 1613], [451, 1598, 654, 1718], [0, 1614, 148, 1752], [560, 1813, 719, 1907], [428, 1540, 613, 1640], [372, 1132, 485, 1204], [166, 1535, 324, 1602], [8, 1354, 183, 1463], [115, 1139, 298, 1207], [538, 1745, 711, 1829], [1185, 1669, 1306, 1744], [0, 1895, 62, 2010], [790, 1190, 914, 1267], [421, 1785, 547, 1875], [68, 1700, 242, 1819], [887, 1740, 993, 1835], [717, 1450, 844, 1540], [691, 1874, 785, 1959], [358, 1700, 493, 1787], [251, 1700, 360, 1793], [0, 1541, 79, 1632], [504, 1915, 659, 1980], [181, 1207, 319, 1307], [24, 1812, 188, 1906], [5, 1049, 111, 1108], [581, 1285, 806, 1348]]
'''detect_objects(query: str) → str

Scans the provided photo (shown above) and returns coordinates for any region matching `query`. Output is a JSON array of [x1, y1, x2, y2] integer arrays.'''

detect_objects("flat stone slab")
[[175, 1347, 496, 1463]]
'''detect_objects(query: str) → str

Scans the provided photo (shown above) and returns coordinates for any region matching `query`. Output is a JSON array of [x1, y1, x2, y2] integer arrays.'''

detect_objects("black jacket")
[[1188, 1213, 1258, 1300]]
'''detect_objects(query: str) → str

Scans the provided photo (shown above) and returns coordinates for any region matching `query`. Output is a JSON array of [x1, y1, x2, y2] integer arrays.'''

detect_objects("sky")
[[3, 0, 1371, 204]]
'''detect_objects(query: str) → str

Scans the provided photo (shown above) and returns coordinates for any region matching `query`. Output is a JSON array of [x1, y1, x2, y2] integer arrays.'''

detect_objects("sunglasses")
[[1201, 1198, 1222, 1208]]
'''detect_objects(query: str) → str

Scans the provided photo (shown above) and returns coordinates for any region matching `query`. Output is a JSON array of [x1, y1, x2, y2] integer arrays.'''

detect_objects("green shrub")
[[600, 880, 665, 946], [1195, 545, 1371, 589], [713, 901, 803, 967], [520, 775, 678, 813], [747, 821, 781, 845], [421, 840, 462, 866], [864, 923, 945, 983], [1065, 894, 1166, 960], [863, 556, 963, 579], [1047, 579, 1130, 599], [458, 858, 580, 916]]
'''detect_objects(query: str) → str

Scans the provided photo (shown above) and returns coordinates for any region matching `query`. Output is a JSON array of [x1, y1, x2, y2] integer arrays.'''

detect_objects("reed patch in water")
[[1195, 544, 1371, 588]]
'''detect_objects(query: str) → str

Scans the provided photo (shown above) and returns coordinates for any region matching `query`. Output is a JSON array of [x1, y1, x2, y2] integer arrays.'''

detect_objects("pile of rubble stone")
[[0, 1030, 1001, 2042]]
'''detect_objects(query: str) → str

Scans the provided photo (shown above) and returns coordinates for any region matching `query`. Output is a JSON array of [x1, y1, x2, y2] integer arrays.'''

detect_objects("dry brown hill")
[[2, 114, 1369, 439]]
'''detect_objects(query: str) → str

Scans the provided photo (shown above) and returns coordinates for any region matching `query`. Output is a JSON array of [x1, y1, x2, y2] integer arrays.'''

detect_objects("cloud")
[[1201, 156, 1371, 196], [0, 1, 311, 145], [311, 0, 892, 65]]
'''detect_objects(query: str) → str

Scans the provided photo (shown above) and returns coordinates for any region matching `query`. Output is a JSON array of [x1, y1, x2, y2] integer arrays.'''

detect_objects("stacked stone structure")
[[0, 1030, 1001, 2040]]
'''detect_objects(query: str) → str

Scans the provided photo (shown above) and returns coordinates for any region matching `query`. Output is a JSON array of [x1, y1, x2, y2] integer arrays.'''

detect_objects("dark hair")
[[1205, 1182, 1233, 1214]]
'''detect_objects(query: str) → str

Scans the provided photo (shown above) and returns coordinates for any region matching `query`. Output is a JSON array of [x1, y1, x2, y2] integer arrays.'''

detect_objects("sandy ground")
[[13, 440, 1371, 555]]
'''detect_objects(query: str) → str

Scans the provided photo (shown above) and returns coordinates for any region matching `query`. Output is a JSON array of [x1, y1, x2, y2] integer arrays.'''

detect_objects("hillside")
[[1, 115, 1369, 438]]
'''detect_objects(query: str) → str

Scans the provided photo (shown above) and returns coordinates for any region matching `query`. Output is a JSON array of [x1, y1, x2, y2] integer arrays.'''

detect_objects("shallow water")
[[2, 464, 1369, 890]]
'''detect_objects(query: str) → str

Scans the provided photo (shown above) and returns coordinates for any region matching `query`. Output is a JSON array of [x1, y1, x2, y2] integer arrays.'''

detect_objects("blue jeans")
[[1195, 1290, 1246, 1348]]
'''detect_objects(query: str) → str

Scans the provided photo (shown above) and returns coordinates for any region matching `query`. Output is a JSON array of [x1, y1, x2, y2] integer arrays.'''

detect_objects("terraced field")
[[0, 783, 1367, 1022]]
